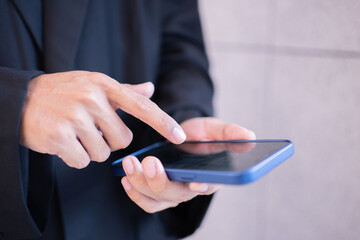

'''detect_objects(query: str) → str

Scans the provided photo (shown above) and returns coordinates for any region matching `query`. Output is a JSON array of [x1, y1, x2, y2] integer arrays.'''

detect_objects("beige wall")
[[186, 1, 360, 239]]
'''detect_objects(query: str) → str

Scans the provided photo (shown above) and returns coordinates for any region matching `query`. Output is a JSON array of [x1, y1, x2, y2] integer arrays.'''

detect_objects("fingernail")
[[122, 178, 131, 191], [198, 183, 209, 193], [144, 158, 156, 178], [123, 157, 134, 175], [248, 130, 256, 140], [172, 127, 186, 143]]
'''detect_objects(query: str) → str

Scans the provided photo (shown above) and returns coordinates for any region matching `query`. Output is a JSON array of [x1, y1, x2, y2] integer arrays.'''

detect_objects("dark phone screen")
[[135, 141, 289, 172]]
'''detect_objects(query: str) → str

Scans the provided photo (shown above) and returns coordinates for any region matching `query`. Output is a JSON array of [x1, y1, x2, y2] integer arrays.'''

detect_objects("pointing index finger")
[[106, 81, 186, 144]]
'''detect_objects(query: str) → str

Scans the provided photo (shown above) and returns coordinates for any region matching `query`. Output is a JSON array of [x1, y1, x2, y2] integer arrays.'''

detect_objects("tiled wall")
[[186, 1, 360, 239]]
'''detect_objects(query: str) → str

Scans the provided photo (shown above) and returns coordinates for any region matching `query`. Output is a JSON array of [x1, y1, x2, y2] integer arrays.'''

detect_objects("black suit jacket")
[[0, 0, 214, 239]]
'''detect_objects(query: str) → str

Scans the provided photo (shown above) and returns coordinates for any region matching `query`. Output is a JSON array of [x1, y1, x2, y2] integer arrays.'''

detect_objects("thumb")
[[123, 82, 155, 98]]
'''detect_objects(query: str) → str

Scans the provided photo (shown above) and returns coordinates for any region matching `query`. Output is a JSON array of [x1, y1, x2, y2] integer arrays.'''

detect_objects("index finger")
[[104, 78, 186, 144]]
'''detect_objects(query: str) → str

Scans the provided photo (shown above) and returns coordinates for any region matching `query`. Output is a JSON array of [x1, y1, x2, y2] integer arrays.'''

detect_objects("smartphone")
[[112, 140, 294, 185]]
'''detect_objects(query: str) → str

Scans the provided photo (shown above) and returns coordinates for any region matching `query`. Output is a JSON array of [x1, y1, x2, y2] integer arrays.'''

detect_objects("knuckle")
[[102, 146, 111, 160], [48, 122, 72, 143], [61, 149, 90, 169], [71, 74, 88, 84], [111, 129, 133, 150], [64, 160, 77, 169], [81, 86, 103, 107], [93, 146, 111, 162], [66, 107, 87, 126], [121, 129, 133, 148], [75, 158, 90, 169], [91, 72, 107, 81], [57, 150, 67, 162], [65, 160, 79, 169], [88, 72, 110, 87], [159, 114, 172, 130], [61, 156, 89, 169], [172, 201, 180, 208], [135, 96, 154, 113], [169, 202, 179, 209], [116, 81, 126, 91]]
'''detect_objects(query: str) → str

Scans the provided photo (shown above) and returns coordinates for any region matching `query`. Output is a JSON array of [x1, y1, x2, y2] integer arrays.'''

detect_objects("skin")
[[19, 71, 256, 213], [121, 117, 256, 213], [20, 71, 186, 169]]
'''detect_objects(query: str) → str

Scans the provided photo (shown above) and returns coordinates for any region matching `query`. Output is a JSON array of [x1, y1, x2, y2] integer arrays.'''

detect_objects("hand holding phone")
[[113, 140, 294, 184], [114, 117, 285, 213]]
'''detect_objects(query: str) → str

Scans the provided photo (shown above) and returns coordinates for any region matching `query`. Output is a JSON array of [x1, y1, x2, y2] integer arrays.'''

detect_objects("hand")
[[19, 71, 186, 169], [121, 117, 255, 213]]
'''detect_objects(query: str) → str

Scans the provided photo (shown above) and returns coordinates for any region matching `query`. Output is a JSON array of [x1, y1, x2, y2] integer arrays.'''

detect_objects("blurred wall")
[[186, 1, 360, 239]]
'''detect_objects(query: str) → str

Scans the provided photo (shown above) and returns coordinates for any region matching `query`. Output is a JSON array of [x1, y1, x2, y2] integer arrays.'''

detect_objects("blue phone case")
[[112, 140, 294, 185]]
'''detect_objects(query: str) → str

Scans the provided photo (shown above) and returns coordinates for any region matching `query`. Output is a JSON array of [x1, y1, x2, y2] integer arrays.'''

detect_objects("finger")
[[115, 89, 186, 144], [142, 156, 197, 203], [57, 137, 91, 169], [189, 182, 223, 195], [122, 156, 163, 200], [222, 123, 256, 140], [92, 101, 133, 151], [203, 118, 256, 141], [103, 78, 186, 144], [226, 141, 256, 153], [75, 120, 111, 163], [178, 141, 256, 155], [123, 82, 155, 98], [178, 142, 228, 154], [121, 177, 178, 213]]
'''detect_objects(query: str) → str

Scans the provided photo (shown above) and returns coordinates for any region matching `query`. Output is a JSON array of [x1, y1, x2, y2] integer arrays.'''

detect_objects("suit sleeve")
[[154, 0, 214, 238], [0, 67, 52, 239]]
